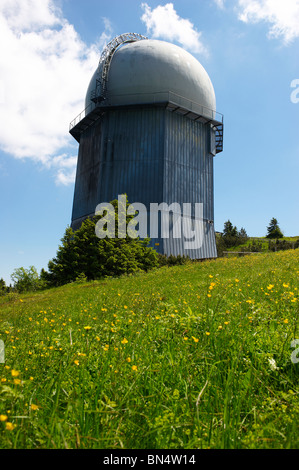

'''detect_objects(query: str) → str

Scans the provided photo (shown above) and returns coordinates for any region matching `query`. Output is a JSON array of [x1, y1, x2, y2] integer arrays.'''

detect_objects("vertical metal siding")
[[71, 105, 217, 258], [162, 111, 217, 259]]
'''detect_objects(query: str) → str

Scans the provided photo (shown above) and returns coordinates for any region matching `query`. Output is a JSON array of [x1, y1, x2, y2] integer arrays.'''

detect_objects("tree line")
[[1, 197, 191, 294], [216, 217, 298, 256], [1, 209, 297, 295]]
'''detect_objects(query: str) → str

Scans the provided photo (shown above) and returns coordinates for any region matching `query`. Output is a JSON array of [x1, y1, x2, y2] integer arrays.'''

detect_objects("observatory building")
[[69, 33, 223, 259]]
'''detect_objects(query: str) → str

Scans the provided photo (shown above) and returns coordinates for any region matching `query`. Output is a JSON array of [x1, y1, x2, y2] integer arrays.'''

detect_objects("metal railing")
[[69, 90, 223, 131], [69, 101, 97, 130], [92, 33, 148, 102]]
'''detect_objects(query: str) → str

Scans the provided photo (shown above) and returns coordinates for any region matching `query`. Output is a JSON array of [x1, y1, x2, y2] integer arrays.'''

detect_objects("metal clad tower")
[[70, 33, 223, 259]]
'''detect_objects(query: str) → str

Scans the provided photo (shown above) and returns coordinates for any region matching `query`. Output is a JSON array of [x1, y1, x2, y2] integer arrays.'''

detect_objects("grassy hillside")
[[0, 250, 298, 449], [222, 236, 299, 254]]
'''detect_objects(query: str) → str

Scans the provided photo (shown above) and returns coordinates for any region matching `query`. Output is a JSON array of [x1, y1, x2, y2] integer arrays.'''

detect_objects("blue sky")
[[0, 0, 299, 284]]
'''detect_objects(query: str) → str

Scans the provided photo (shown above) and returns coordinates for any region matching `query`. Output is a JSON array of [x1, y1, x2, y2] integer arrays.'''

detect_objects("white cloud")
[[0, 0, 113, 184], [56, 166, 77, 186], [140, 2, 208, 55], [48, 154, 78, 186], [1, 0, 61, 31], [238, 0, 299, 43], [213, 0, 225, 8]]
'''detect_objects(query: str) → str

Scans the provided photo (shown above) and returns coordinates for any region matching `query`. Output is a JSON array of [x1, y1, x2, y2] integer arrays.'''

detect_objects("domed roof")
[[85, 39, 216, 113]]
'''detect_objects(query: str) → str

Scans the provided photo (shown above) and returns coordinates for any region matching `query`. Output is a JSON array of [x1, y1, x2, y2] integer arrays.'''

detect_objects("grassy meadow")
[[223, 236, 299, 254], [0, 249, 298, 449]]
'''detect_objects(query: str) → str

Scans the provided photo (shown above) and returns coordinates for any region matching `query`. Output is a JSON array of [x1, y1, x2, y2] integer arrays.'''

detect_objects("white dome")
[[85, 39, 216, 112]]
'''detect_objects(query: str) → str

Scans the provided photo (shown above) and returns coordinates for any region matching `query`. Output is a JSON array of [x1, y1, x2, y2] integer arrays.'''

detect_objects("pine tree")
[[266, 218, 283, 239], [223, 220, 238, 238], [0, 278, 6, 295], [238, 227, 248, 242], [222, 220, 239, 247], [43, 197, 158, 286]]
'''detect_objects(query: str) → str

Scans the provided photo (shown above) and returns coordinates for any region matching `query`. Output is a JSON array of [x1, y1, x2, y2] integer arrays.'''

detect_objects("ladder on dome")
[[90, 33, 148, 104], [214, 123, 223, 154]]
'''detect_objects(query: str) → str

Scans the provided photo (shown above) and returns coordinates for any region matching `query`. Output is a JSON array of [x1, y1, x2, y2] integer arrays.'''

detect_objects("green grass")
[[224, 236, 299, 253], [0, 250, 298, 449]]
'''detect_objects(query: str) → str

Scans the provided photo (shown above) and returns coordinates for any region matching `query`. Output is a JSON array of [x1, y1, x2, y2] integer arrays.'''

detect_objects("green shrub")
[[268, 239, 294, 252], [157, 253, 190, 267], [43, 197, 159, 287], [11, 266, 42, 293], [243, 240, 263, 253], [218, 221, 249, 252]]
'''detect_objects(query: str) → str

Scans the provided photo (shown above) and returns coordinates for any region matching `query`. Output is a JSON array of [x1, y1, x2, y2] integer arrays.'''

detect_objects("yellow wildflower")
[[121, 338, 128, 344], [0, 415, 8, 422], [30, 404, 39, 411], [132, 365, 138, 371], [11, 370, 19, 377], [5, 422, 14, 431]]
